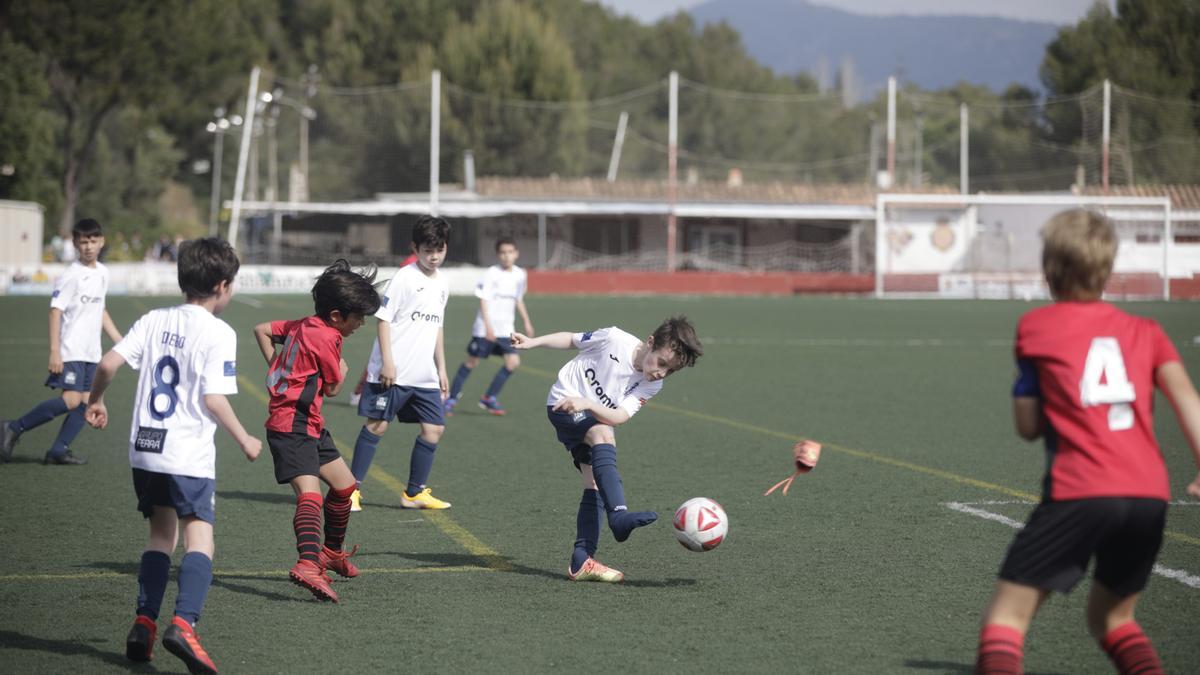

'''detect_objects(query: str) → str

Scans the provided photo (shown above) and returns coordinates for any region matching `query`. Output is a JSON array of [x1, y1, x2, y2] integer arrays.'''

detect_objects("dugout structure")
[[875, 194, 1183, 300]]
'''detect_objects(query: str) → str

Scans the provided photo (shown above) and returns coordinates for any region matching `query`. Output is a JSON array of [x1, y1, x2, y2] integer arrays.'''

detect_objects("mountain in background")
[[688, 0, 1059, 95]]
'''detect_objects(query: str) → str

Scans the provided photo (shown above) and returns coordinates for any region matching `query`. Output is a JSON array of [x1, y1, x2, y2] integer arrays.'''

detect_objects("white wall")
[[0, 200, 44, 266]]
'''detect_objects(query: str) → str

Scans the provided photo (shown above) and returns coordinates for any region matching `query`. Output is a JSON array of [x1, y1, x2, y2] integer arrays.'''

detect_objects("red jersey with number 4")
[[265, 316, 344, 437], [1016, 302, 1180, 501]]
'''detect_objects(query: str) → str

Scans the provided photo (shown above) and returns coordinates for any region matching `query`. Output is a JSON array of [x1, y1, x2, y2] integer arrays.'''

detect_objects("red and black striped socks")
[[293, 492, 323, 564], [324, 484, 355, 552], [975, 624, 1023, 675], [1101, 622, 1162, 675]]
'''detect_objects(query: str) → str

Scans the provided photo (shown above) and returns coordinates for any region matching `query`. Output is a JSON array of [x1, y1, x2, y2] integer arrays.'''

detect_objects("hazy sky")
[[596, 0, 1109, 25]]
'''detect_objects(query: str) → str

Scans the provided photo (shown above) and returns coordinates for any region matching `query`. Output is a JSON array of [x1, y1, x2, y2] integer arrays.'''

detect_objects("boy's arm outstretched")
[[85, 349, 127, 429], [204, 394, 262, 462], [512, 331, 573, 350], [1156, 361, 1200, 499]]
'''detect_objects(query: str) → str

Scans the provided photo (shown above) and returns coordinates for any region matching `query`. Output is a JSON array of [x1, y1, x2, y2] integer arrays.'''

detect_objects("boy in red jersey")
[[975, 210, 1200, 675], [253, 260, 380, 603]]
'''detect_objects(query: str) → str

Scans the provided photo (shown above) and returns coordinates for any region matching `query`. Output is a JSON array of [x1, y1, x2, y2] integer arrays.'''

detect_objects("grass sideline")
[[0, 293, 1197, 673]]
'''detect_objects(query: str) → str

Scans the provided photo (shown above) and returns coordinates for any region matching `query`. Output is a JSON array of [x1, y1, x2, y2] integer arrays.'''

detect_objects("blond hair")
[[1041, 209, 1116, 300]]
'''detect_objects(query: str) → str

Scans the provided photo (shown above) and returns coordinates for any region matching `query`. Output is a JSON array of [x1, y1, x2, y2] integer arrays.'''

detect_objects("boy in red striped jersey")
[[253, 260, 380, 603], [975, 210, 1200, 675]]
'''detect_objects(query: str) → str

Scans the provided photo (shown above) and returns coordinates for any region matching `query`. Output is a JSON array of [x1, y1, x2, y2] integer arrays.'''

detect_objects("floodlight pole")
[[667, 71, 678, 272], [886, 76, 896, 188], [959, 103, 969, 195], [607, 111, 628, 182], [228, 66, 261, 249], [430, 70, 441, 217], [1102, 79, 1111, 194]]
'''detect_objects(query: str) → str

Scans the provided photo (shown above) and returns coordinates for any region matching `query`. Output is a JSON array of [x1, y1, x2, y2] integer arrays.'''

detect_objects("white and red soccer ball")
[[672, 497, 728, 552]]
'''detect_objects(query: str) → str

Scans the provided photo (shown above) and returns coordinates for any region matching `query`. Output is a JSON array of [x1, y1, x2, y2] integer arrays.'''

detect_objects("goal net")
[[875, 194, 1175, 300]]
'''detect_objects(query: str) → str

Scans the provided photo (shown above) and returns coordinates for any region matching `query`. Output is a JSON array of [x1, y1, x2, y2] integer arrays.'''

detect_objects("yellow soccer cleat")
[[350, 489, 363, 512], [400, 487, 452, 510], [568, 558, 624, 583]]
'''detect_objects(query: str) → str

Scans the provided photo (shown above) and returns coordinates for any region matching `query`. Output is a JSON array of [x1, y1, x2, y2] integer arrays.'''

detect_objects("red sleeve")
[[1150, 321, 1180, 369], [316, 331, 344, 386], [269, 319, 293, 344]]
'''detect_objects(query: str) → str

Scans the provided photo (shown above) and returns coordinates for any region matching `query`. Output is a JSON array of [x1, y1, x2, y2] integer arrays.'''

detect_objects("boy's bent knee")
[[584, 425, 615, 446], [421, 425, 445, 442], [366, 418, 389, 435]]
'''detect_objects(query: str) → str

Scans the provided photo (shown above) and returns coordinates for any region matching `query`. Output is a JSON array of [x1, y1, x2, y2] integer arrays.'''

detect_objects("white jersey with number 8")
[[112, 304, 238, 479]]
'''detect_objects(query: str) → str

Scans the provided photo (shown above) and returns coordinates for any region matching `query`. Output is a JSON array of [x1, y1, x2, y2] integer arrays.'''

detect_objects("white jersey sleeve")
[[49, 266, 79, 312], [200, 321, 239, 396], [113, 313, 151, 370], [374, 272, 409, 324]]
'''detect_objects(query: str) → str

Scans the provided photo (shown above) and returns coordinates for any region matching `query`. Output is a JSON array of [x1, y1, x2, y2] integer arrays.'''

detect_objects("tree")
[[2, 1, 259, 235]]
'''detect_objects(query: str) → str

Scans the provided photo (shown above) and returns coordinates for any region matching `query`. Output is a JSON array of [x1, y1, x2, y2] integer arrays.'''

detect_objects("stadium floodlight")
[[207, 108, 243, 236]]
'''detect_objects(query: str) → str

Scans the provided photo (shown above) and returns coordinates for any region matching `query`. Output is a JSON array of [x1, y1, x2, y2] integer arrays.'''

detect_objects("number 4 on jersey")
[[1080, 337, 1135, 431]]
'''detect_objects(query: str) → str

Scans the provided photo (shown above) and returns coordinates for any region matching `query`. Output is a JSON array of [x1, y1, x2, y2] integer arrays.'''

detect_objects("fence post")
[[886, 76, 896, 188], [1102, 79, 1111, 194], [959, 103, 969, 195]]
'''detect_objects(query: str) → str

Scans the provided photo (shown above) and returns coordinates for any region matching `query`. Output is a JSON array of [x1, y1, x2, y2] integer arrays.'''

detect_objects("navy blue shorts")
[[358, 383, 445, 425], [467, 337, 516, 358], [999, 497, 1166, 596], [44, 361, 97, 392], [547, 406, 605, 468], [132, 468, 216, 524]]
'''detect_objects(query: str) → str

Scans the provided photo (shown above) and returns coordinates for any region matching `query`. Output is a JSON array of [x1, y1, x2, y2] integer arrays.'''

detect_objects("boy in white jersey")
[[445, 237, 535, 416], [512, 316, 703, 582], [348, 216, 453, 511], [86, 238, 261, 675], [2, 219, 122, 465]]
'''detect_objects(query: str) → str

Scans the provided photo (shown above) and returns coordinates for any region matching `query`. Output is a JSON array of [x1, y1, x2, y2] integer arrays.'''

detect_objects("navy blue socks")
[[174, 551, 213, 625], [406, 437, 438, 497], [449, 363, 472, 400], [48, 404, 86, 458], [485, 367, 514, 399], [571, 489, 603, 573], [15, 397, 70, 434], [136, 550, 172, 619], [350, 426, 382, 485], [589, 443, 657, 542]]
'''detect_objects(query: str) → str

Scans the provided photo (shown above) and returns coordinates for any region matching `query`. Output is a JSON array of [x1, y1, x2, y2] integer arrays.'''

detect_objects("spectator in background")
[[148, 234, 176, 263]]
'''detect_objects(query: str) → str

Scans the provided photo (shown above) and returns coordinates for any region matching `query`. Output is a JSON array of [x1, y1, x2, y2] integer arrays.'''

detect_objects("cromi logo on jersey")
[[79, 295, 104, 304], [583, 367, 618, 409], [410, 310, 442, 324]]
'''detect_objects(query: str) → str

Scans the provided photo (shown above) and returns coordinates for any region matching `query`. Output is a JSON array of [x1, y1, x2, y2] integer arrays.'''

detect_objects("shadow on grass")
[[82, 561, 299, 604], [368, 550, 698, 588], [903, 659, 1066, 675], [219, 490, 296, 506], [0, 630, 142, 670], [1, 455, 52, 465]]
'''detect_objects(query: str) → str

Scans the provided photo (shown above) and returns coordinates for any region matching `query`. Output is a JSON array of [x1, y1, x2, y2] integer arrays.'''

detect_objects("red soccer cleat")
[[290, 559, 339, 602], [318, 544, 360, 578], [162, 616, 218, 674]]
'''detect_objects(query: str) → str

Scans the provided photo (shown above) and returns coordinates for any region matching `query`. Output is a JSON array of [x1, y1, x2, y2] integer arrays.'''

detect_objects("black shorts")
[[999, 497, 1166, 596], [266, 429, 341, 484]]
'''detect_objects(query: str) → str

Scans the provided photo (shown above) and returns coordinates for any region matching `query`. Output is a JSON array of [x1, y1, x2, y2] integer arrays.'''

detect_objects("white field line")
[[232, 295, 264, 308], [942, 501, 1200, 590]]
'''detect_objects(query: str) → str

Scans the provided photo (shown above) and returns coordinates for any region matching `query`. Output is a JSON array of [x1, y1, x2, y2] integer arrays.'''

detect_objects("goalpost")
[[875, 193, 1174, 300]]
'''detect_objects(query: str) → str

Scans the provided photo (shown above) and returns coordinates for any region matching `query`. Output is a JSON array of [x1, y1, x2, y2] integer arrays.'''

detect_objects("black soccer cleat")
[[43, 450, 87, 465], [0, 421, 20, 463]]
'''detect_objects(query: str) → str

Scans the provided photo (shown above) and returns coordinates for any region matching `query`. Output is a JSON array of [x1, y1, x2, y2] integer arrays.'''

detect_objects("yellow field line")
[[522, 366, 1200, 547], [0, 565, 497, 584], [237, 374, 512, 571]]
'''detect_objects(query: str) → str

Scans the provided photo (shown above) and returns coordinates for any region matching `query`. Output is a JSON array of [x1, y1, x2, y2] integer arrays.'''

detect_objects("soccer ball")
[[672, 497, 728, 552]]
